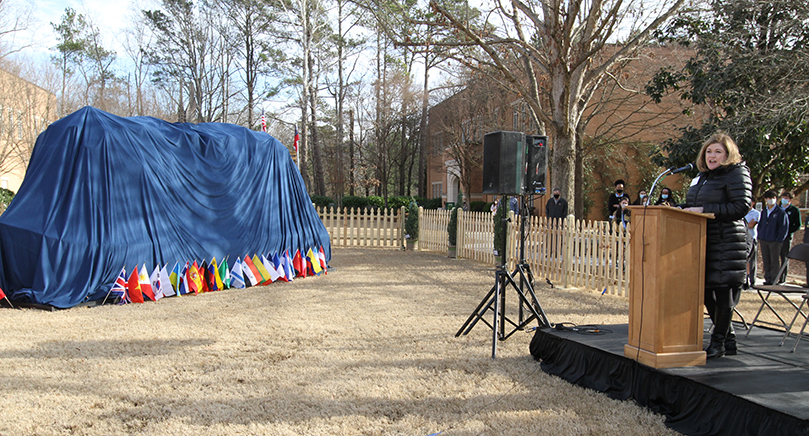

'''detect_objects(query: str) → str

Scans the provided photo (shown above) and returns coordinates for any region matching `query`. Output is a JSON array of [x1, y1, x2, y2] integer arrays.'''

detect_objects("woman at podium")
[[683, 131, 752, 359]]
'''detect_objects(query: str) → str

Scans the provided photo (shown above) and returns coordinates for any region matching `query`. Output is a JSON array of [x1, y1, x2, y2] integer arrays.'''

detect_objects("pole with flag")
[[0, 286, 12, 308], [293, 124, 299, 168], [261, 110, 267, 133]]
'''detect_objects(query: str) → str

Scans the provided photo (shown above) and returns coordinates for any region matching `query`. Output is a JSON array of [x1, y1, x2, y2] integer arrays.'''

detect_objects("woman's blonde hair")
[[695, 131, 743, 172]]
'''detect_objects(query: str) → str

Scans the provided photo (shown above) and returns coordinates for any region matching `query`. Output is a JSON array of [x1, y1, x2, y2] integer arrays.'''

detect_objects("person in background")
[[509, 196, 520, 216], [744, 200, 760, 289], [546, 188, 568, 220], [607, 179, 628, 220], [632, 189, 648, 206], [654, 187, 677, 207], [758, 190, 789, 286], [778, 191, 802, 284], [683, 131, 752, 358], [611, 196, 631, 229]]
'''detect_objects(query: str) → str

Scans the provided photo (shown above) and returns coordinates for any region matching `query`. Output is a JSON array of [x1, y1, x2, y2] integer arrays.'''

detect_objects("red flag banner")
[[261, 112, 267, 133], [294, 125, 299, 154]]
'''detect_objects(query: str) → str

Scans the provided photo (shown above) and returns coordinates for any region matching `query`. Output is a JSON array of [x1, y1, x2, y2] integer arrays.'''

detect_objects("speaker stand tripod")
[[455, 194, 552, 358]]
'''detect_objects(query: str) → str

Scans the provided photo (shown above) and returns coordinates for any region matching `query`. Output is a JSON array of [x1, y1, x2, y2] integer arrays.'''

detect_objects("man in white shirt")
[[744, 201, 760, 289]]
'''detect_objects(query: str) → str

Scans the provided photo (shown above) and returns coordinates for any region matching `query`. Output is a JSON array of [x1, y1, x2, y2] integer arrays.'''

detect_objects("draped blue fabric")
[[0, 107, 330, 308]]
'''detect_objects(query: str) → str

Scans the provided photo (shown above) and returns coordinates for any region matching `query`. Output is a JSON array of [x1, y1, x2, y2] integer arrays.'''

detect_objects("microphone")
[[669, 163, 694, 174]]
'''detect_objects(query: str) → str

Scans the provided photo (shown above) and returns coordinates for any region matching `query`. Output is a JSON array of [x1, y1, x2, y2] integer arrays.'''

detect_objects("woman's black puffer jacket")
[[684, 163, 752, 290]]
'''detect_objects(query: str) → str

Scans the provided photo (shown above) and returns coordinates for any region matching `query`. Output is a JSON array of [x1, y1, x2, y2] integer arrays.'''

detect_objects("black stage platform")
[[530, 320, 809, 436]]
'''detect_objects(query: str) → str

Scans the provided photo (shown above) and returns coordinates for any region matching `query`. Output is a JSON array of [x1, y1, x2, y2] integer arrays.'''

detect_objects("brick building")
[[425, 45, 702, 220]]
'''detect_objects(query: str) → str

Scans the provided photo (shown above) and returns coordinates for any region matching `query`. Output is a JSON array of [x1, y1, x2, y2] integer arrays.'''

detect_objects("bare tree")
[[432, 73, 507, 208], [0, 0, 35, 60], [406, 0, 685, 216]]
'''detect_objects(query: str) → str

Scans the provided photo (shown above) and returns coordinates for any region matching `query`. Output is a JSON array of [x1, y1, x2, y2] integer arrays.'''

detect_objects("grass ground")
[[0, 247, 795, 436]]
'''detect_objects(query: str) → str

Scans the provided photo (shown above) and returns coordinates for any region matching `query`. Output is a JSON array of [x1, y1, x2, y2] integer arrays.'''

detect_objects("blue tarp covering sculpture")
[[0, 107, 330, 308]]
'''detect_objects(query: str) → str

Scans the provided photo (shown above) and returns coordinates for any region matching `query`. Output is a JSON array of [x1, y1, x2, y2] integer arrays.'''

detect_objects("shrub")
[[367, 196, 384, 208], [310, 195, 333, 208], [341, 195, 368, 210], [405, 200, 419, 240], [0, 188, 15, 205], [470, 201, 490, 212], [387, 196, 412, 210], [422, 197, 443, 210], [448, 206, 459, 246]]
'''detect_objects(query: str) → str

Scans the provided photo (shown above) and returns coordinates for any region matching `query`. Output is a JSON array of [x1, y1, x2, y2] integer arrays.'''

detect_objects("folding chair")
[[745, 244, 809, 345], [789, 294, 809, 352]]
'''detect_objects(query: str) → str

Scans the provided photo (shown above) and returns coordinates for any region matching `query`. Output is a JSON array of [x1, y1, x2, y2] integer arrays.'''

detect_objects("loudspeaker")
[[482, 131, 525, 195], [525, 135, 548, 194]]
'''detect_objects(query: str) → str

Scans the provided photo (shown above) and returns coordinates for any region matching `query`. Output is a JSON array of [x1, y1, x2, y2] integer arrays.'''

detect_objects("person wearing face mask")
[[683, 131, 752, 358], [778, 191, 802, 284], [632, 190, 648, 206], [607, 179, 628, 220], [546, 188, 568, 220], [654, 187, 677, 207], [757, 190, 789, 287]]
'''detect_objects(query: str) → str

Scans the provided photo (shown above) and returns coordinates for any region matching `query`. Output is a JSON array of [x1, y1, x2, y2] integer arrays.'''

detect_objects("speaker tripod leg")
[[455, 283, 496, 337]]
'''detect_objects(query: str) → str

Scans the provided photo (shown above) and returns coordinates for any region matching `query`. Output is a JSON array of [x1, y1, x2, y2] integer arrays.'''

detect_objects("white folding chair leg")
[[781, 296, 809, 346], [792, 296, 809, 352]]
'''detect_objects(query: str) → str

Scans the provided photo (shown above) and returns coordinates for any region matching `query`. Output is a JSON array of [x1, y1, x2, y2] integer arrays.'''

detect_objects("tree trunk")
[[418, 51, 430, 198], [551, 126, 576, 217]]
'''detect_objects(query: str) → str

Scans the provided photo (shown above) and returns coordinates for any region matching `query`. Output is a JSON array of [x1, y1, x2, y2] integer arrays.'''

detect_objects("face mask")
[[616, 190, 623, 195], [781, 198, 790, 206], [767, 198, 777, 207], [553, 194, 560, 199], [640, 194, 646, 198], [662, 194, 668, 199]]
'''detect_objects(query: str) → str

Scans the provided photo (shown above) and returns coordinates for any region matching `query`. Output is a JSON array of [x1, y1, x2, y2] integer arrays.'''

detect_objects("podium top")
[[625, 205, 715, 220]]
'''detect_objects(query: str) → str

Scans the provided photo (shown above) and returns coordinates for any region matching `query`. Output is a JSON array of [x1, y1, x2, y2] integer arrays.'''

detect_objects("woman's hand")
[[683, 207, 704, 213]]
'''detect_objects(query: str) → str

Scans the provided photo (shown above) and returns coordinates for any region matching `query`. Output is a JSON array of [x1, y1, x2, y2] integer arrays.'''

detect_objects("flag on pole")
[[262, 254, 281, 282], [210, 257, 223, 291], [318, 246, 328, 273], [242, 255, 260, 287], [199, 259, 210, 293], [149, 265, 164, 300], [127, 268, 144, 303], [139, 265, 157, 301], [292, 249, 305, 278], [230, 258, 246, 289], [170, 261, 182, 294], [219, 257, 231, 289], [271, 253, 287, 282], [306, 248, 323, 275], [283, 250, 295, 281], [0, 285, 10, 308], [294, 125, 299, 154], [158, 264, 172, 299], [253, 254, 272, 284], [261, 111, 267, 132], [188, 261, 202, 294], [108, 266, 128, 303], [178, 262, 190, 295]]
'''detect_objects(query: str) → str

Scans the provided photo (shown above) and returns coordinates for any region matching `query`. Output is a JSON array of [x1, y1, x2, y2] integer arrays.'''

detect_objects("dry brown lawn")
[[2, 246, 789, 436]]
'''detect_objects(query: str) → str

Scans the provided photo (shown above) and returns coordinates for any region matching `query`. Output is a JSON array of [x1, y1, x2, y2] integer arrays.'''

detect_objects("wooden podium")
[[624, 206, 712, 368]]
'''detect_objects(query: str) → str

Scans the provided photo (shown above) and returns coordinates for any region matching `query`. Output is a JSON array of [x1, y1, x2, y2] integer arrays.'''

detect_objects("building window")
[[432, 182, 443, 199], [17, 111, 23, 139], [0, 178, 7, 190], [432, 134, 444, 156]]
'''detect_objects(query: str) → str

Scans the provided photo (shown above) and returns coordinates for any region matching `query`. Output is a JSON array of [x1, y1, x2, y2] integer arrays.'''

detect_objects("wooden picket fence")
[[418, 208, 631, 296], [313, 204, 630, 296], [315, 206, 405, 248]]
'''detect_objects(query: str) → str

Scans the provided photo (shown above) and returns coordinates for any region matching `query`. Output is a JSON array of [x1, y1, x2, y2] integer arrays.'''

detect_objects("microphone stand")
[[647, 168, 673, 206]]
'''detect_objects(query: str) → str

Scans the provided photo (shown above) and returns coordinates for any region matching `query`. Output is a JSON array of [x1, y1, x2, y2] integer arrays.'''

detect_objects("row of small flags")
[[104, 247, 328, 304]]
